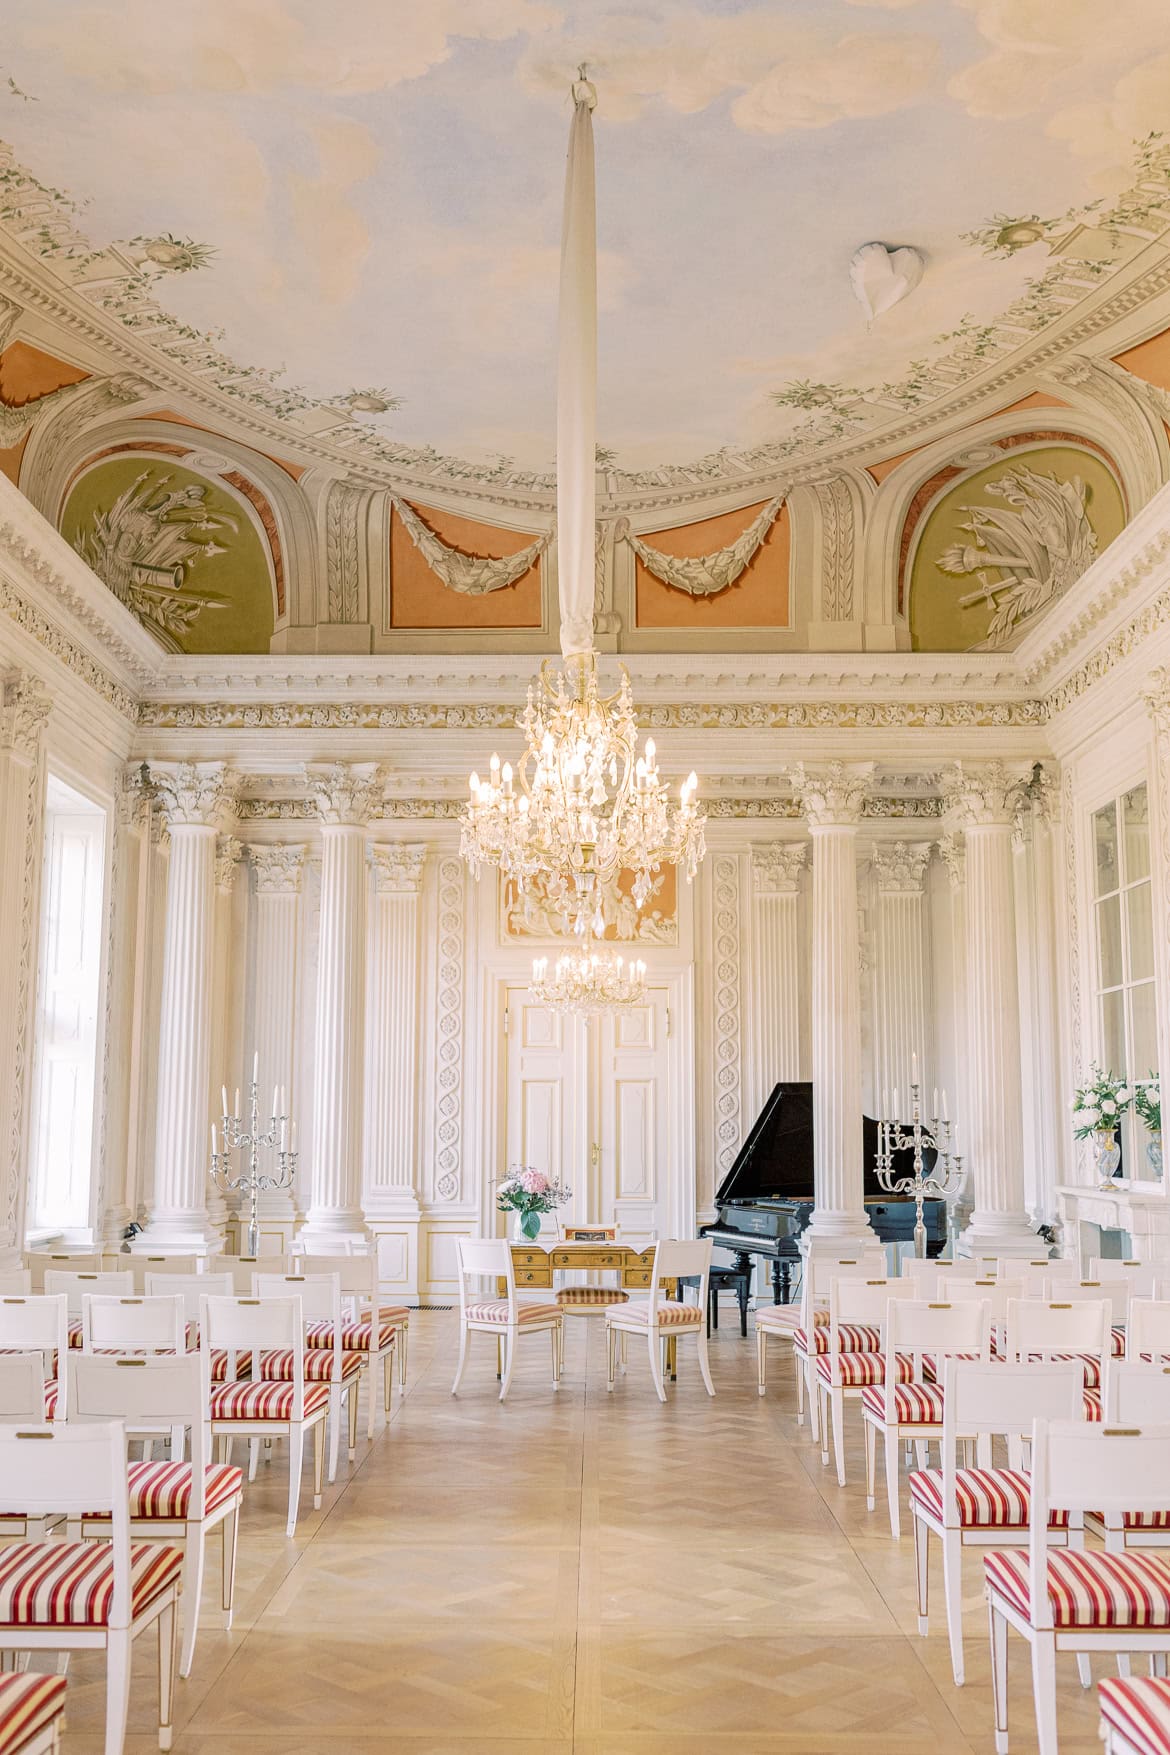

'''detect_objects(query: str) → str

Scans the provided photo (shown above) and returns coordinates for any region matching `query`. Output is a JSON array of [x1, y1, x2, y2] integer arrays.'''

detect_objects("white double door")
[[504, 981, 688, 1240]]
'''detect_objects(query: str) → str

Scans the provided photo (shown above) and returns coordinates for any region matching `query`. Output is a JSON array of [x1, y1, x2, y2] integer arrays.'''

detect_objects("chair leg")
[[989, 1601, 1010, 1755], [1117, 1654, 1132, 1677], [1153, 1652, 1169, 1679], [451, 1322, 469, 1396], [819, 1383, 830, 1466], [831, 1388, 846, 1487], [365, 1354, 377, 1440], [697, 1326, 715, 1397], [864, 1415, 877, 1512], [286, 1424, 304, 1537], [326, 1385, 341, 1484], [807, 1356, 821, 1444], [347, 1379, 359, 1458], [500, 1328, 517, 1401], [942, 1529, 965, 1686], [758, 1329, 767, 1398], [884, 1426, 901, 1540], [607, 1323, 616, 1390], [157, 1597, 176, 1750], [550, 1325, 560, 1389], [312, 1417, 325, 1508], [648, 1328, 667, 1403], [104, 1629, 132, 1755], [179, 1526, 206, 1678], [221, 1503, 239, 1629], [247, 1437, 260, 1482], [913, 1510, 930, 1636], [1076, 1653, 1092, 1688], [1030, 1634, 1059, 1755], [398, 1327, 408, 1395]]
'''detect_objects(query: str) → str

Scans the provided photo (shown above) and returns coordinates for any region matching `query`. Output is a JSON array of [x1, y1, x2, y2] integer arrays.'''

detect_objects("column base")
[[957, 1212, 1047, 1260], [801, 1210, 878, 1256], [297, 1209, 370, 1253], [132, 1213, 224, 1255]]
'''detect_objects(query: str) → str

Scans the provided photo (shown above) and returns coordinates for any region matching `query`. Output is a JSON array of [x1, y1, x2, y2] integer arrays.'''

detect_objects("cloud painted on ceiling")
[[1, 0, 1169, 472]]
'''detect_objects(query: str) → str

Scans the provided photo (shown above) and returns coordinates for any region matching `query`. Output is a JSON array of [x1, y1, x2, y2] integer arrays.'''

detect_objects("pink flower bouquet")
[[496, 1165, 572, 1240]]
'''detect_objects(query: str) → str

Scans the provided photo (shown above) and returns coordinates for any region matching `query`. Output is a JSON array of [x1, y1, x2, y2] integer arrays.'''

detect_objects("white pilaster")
[[138, 762, 230, 1251], [98, 764, 151, 1246], [871, 841, 932, 1117], [1144, 673, 1170, 1121], [0, 671, 49, 1261], [943, 763, 1039, 1257], [207, 834, 242, 1232], [792, 763, 874, 1250], [364, 845, 426, 1291], [749, 842, 806, 1112], [300, 764, 382, 1248], [247, 844, 306, 1236]]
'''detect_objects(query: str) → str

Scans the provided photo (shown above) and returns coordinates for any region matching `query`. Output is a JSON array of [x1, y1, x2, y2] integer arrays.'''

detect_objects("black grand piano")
[[700, 1081, 946, 1305]]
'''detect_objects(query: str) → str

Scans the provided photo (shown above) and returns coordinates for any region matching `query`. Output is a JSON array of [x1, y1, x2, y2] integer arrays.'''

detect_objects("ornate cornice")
[[249, 842, 306, 894], [750, 842, 807, 894], [147, 760, 231, 828], [369, 843, 427, 894], [789, 761, 874, 827], [306, 762, 384, 827], [871, 840, 932, 893], [0, 668, 50, 756]]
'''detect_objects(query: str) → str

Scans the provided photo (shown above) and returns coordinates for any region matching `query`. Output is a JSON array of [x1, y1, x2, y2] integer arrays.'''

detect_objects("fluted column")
[[793, 763, 874, 1248], [98, 764, 152, 1245], [247, 845, 305, 1230], [0, 672, 49, 1260], [139, 762, 230, 1250], [205, 835, 242, 1231], [749, 843, 807, 1112], [1144, 673, 1170, 1107], [364, 845, 426, 1231], [943, 763, 1037, 1256], [300, 764, 381, 1248], [871, 842, 932, 1116]]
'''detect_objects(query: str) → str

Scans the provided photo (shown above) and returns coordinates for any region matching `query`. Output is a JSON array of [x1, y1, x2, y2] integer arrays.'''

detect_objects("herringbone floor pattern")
[[45, 1310, 1105, 1752]]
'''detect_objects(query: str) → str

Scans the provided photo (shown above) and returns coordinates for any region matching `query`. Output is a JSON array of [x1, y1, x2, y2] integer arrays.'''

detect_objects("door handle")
[[590, 1142, 601, 1168]]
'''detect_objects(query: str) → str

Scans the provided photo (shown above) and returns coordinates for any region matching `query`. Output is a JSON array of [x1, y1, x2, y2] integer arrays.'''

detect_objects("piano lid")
[[713, 1082, 936, 1207]]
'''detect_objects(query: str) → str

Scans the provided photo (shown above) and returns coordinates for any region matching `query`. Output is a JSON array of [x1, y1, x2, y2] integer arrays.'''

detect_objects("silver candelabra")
[[877, 1065, 966, 1258], [210, 1058, 297, 1256]]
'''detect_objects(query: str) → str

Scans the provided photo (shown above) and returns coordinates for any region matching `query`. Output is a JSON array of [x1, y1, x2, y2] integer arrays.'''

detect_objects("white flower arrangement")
[[1072, 1065, 1131, 1141], [1133, 1078, 1162, 1137]]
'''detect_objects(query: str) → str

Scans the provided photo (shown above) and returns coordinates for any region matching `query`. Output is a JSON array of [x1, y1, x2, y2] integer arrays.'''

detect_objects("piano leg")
[[771, 1259, 793, 1306]]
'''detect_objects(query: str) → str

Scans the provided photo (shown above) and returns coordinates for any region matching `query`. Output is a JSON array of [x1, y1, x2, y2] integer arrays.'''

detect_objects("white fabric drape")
[[557, 76, 598, 658]]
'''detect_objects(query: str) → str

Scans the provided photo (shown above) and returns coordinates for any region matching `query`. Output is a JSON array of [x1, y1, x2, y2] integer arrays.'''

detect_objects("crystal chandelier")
[[530, 935, 647, 1014], [462, 651, 704, 938]]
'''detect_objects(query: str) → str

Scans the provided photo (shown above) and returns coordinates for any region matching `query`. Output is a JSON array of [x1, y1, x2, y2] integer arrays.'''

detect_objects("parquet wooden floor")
[[48, 1310, 1107, 1752]]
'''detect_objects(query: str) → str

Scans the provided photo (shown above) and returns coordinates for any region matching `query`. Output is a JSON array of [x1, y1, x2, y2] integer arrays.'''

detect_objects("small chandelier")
[[461, 651, 703, 938], [530, 935, 647, 1014]]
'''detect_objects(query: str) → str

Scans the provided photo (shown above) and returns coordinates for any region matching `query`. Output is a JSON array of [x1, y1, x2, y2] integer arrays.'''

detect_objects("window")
[[1092, 783, 1158, 1174], [27, 777, 107, 1237]]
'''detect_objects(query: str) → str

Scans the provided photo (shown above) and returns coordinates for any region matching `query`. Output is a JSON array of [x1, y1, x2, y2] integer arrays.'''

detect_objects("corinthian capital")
[[148, 760, 231, 828], [214, 835, 243, 890], [249, 843, 307, 895], [1145, 667, 1170, 734], [306, 762, 384, 826], [789, 761, 873, 828], [369, 843, 427, 893], [750, 842, 807, 894], [0, 669, 50, 757], [871, 840, 932, 893], [940, 761, 1032, 828]]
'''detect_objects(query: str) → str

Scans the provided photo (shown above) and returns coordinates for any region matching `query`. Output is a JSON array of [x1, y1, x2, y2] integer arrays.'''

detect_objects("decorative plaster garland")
[[615, 495, 784, 597], [390, 495, 548, 596]]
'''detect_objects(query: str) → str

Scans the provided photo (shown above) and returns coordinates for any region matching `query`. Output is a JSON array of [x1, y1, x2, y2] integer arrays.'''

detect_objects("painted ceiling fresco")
[[1, 0, 1170, 484]]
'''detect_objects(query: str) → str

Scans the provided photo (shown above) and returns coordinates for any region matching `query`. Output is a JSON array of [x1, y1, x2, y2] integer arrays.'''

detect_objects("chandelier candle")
[[531, 934, 648, 1013], [211, 1070, 297, 1256], [876, 1075, 966, 1258]]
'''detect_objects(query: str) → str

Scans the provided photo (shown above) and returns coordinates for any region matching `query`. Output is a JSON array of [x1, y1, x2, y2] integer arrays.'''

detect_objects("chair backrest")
[[1007, 1256, 1076, 1296], [43, 1269, 133, 1316], [208, 1253, 289, 1295], [145, 1272, 232, 1326], [81, 1293, 185, 1355], [938, 1275, 1023, 1324], [199, 1295, 306, 1413], [1028, 1420, 1170, 1627], [70, 1354, 211, 1514], [23, 1251, 101, 1290], [938, 1360, 1082, 1510], [0, 1353, 50, 1423], [254, 1273, 344, 1379], [290, 1250, 377, 1312], [884, 1298, 990, 1388], [824, 1276, 917, 1379], [1005, 1297, 1110, 1364], [107, 1254, 203, 1293], [1104, 1359, 1170, 1424], [0, 1422, 133, 1620], [647, 1239, 712, 1320], [0, 1270, 31, 1295], [1088, 1257, 1162, 1299], [456, 1238, 514, 1319], [1044, 1278, 1130, 1324], [0, 1293, 69, 1416], [1124, 1300, 1170, 1364], [799, 1251, 886, 1324], [900, 1258, 986, 1286]]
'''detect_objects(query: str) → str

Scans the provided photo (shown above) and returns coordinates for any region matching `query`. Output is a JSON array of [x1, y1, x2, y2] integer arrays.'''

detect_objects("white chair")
[[145, 1272, 240, 1382], [0, 1270, 31, 1294], [757, 1250, 886, 1434], [1005, 1296, 1112, 1412], [1098, 1675, 1170, 1755], [1006, 1257, 1078, 1297], [292, 1247, 409, 1431], [451, 1238, 563, 1403], [43, 1271, 134, 1353], [815, 1276, 919, 1485], [104, 1255, 203, 1294], [23, 1252, 101, 1291], [945, 1276, 1024, 1354], [0, 1420, 182, 1754], [862, 1296, 991, 1539], [1127, 1301, 1170, 1367], [1089, 1362, 1170, 1554], [253, 1272, 362, 1482], [0, 1354, 56, 1538], [0, 1293, 68, 1422], [606, 1239, 714, 1404], [207, 1253, 288, 1295], [900, 1257, 990, 1286], [80, 1294, 186, 1357], [200, 1294, 328, 1537], [985, 1419, 1170, 1755], [0, 1671, 67, 1754], [1090, 1258, 1164, 1300], [70, 1352, 244, 1678], [910, 1359, 1083, 1684], [1047, 1278, 1131, 1357]]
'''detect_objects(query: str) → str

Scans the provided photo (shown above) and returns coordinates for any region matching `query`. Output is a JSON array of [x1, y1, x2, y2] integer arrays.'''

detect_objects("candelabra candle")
[[210, 1072, 297, 1257], [876, 1076, 966, 1259]]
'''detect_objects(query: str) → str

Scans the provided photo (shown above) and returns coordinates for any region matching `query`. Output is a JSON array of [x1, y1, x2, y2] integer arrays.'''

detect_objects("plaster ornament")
[[849, 242, 924, 323], [615, 494, 784, 597]]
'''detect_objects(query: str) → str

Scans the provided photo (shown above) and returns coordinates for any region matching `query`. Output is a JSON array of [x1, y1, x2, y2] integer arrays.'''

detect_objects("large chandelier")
[[459, 72, 706, 947], [531, 935, 647, 1014]]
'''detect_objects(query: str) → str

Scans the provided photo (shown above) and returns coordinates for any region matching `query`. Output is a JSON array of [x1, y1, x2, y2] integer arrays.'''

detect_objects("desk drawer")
[[622, 1269, 653, 1289], [510, 1248, 547, 1268]]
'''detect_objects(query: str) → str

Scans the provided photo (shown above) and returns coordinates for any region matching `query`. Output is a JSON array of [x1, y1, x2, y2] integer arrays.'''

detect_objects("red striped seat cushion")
[[82, 1462, 243, 1523], [1098, 1676, 1170, 1755], [1085, 1388, 1103, 1421], [909, 1466, 1070, 1529], [555, 1287, 630, 1305], [796, 1323, 882, 1357], [257, 1348, 363, 1383], [1113, 1324, 1127, 1359], [1020, 1351, 1103, 1388], [816, 1350, 914, 1389], [613, 1303, 703, 1328], [0, 1672, 67, 1755], [861, 1380, 946, 1425], [209, 1380, 330, 1421], [0, 1540, 183, 1626], [985, 1548, 1170, 1628], [66, 1320, 82, 1350], [753, 1306, 800, 1336], [304, 1312, 405, 1352], [463, 1301, 562, 1325], [42, 1380, 57, 1422]]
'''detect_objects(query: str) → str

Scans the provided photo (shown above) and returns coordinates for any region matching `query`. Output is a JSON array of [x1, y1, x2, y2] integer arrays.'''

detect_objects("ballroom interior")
[[4, 4, 1170, 1753]]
